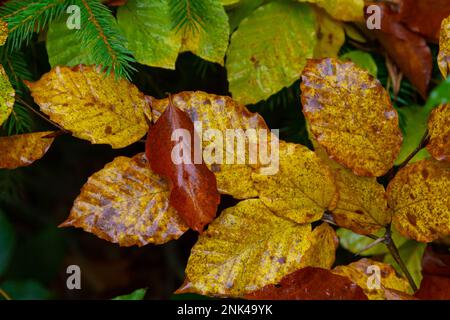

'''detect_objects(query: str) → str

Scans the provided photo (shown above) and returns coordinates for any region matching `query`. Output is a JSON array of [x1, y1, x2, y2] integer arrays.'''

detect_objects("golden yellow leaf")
[[313, 8, 345, 59], [0, 64, 14, 126], [297, 0, 364, 22], [438, 16, 450, 78], [0, 131, 54, 169], [333, 259, 412, 300], [60, 153, 188, 246], [177, 199, 312, 297], [300, 223, 338, 269], [388, 159, 450, 243], [251, 141, 337, 224], [301, 58, 403, 177], [427, 104, 449, 161], [0, 19, 7, 46], [26, 65, 150, 149], [314, 142, 391, 235], [149, 91, 269, 199]]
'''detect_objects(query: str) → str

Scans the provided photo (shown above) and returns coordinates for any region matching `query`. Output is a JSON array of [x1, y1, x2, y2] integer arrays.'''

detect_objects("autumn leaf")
[[146, 97, 220, 233], [0, 132, 54, 169], [297, 0, 364, 22], [367, 2, 432, 98], [26, 65, 150, 149], [0, 64, 14, 127], [301, 58, 403, 177], [313, 8, 345, 59], [300, 223, 338, 269], [226, 1, 316, 105], [149, 91, 269, 199], [438, 16, 450, 78], [246, 267, 368, 300], [415, 246, 450, 300], [251, 141, 337, 224], [0, 19, 7, 46], [398, 0, 450, 43], [314, 142, 390, 235], [427, 104, 449, 162], [332, 258, 412, 300], [177, 199, 312, 297], [60, 153, 188, 246], [388, 159, 450, 243]]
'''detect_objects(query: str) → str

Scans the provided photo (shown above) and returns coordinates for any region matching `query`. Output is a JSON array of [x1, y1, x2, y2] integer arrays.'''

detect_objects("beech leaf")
[[146, 98, 220, 233], [177, 199, 312, 297], [0, 64, 14, 127], [0, 132, 55, 169], [297, 0, 364, 22], [60, 153, 188, 246], [149, 91, 269, 199], [388, 159, 450, 243], [251, 141, 337, 224], [301, 223, 338, 269], [313, 8, 345, 59], [301, 58, 403, 177], [246, 267, 368, 300], [438, 16, 450, 78], [332, 258, 412, 300], [26, 65, 150, 149], [427, 104, 449, 162]]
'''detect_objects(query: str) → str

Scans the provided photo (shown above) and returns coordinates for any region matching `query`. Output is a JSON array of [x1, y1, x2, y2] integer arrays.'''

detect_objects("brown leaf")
[[399, 0, 450, 43], [427, 104, 449, 161], [60, 153, 188, 246], [0, 132, 54, 169], [415, 246, 450, 300], [245, 267, 368, 300], [438, 16, 450, 78], [146, 97, 220, 232], [301, 58, 402, 177], [366, 3, 432, 98]]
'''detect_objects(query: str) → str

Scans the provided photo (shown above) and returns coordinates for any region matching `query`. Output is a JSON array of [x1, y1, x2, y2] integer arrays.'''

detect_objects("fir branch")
[[0, 0, 70, 52], [168, 0, 207, 33], [75, 0, 135, 79], [4, 102, 33, 135]]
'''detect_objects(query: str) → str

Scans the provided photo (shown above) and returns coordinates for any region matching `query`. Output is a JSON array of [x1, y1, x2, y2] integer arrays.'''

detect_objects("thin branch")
[[0, 288, 12, 300], [355, 236, 386, 256], [383, 225, 418, 292], [397, 130, 430, 171]]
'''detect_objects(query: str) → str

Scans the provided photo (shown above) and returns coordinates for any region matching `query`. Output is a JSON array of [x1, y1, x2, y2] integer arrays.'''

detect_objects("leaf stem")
[[396, 130, 430, 171], [383, 225, 418, 292]]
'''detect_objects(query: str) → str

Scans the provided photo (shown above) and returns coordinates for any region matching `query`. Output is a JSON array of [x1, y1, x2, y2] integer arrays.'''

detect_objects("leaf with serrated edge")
[[60, 153, 188, 246], [301, 58, 402, 177], [26, 65, 150, 149], [251, 141, 337, 224], [177, 199, 312, 297], [427, 104, 449, 161], [332, 258, 412, 300], [388, 159, 450, 243], [149, 91, 269, 199], [0, 132, 54, 169]]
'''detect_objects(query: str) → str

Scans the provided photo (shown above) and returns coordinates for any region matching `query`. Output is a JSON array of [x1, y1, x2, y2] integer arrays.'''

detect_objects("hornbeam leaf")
[[60, 153, 188, 246], [0, 132, 54, 169], [388, 159, 450, 243], [301, 58, 403, 177], [177, 199, 312, 297], [26, 65, 150, 149]]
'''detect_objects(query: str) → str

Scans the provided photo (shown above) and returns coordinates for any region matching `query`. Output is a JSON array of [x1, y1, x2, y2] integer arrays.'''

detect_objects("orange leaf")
[[0, 132, 54, 169], [245, 267, 368, 300], [146, 97, 220, 232], [427, 104, 449, 162]]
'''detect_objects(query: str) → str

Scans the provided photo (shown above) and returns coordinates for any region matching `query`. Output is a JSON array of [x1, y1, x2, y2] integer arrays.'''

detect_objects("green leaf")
[[226, 1, 316, 105], [222, 0, 240, 6], [0, 279, 50, 300], [226, 0, 265, 31], [46, 18, 96, 67], [384, 241, 426, 289], [424, 76, 450, 111], [117, 0, 229, 69], [313, 8, 345, 59], [113, 288, 147, 300], [337, 227, 408, 256], [0, 211, 15, 276], [394, 105, 431, 166], [340, 50, 377, 77]]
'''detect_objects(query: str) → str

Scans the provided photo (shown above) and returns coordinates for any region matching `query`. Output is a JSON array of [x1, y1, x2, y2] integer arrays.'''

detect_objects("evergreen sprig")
[[75, 0, 136, 79], [168, 0, 208, 33]]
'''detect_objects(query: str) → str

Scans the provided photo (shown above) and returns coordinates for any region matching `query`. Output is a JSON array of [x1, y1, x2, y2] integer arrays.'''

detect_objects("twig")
[[396, 130, 430, 172], [383, 225, 418, 292], [0, 288, 12, 300], [355, 236, 386, 256]]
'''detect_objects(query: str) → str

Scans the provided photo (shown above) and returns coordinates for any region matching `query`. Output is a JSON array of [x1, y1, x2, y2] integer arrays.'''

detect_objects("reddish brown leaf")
[[399, 0, 450, 43], [366, 3, 432, 98], [415, 247, 450, 300], [245, 267, 368, 300], [146, 97, 220, 232]]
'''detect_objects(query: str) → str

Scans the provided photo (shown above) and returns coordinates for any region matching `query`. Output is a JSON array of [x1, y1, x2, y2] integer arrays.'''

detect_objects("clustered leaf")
[[426, 104, 449, 161]]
